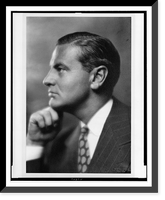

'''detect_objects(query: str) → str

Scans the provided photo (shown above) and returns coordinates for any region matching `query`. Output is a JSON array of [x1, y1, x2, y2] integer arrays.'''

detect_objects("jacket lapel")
[[88, 98, 131, 173], [64, 125, 80, 172]]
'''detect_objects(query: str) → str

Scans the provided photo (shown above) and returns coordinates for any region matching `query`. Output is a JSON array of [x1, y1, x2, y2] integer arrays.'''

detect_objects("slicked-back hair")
[[56, 32, 120, 95]]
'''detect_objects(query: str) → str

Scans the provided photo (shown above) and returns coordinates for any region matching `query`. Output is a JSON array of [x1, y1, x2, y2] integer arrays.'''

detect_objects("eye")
[[52, 63, 69, 74], [57, 66, 65, 72], [54, 66, 67, 73]]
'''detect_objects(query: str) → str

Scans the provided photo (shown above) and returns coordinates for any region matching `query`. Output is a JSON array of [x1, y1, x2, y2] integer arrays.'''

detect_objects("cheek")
[[61, 75, 90, 96]]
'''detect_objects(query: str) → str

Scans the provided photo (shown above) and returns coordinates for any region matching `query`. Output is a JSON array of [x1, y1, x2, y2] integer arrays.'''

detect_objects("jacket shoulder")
[[112, 97, 131, 114]]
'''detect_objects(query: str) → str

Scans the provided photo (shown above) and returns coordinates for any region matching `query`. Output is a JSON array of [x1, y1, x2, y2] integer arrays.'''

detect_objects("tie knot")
[[80, 126, 89, 135]]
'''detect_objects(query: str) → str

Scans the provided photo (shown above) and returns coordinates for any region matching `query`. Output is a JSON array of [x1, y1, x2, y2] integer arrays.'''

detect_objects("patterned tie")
[[78, 126, 91, 173]]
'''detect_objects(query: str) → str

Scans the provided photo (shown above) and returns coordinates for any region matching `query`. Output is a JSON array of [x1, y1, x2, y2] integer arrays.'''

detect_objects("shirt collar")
[[80, 98, 113, 136]]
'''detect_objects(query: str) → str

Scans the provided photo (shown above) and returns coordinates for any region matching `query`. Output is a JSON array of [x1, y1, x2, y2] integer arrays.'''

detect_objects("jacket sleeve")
[[26, 158, 43, 173]]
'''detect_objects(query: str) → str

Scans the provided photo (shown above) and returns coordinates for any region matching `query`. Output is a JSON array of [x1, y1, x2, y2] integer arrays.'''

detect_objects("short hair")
[[56, 32, 120, 94]]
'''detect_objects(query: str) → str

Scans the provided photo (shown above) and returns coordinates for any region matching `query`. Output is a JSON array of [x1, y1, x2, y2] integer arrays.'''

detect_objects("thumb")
[[28, 121, 40, 139]]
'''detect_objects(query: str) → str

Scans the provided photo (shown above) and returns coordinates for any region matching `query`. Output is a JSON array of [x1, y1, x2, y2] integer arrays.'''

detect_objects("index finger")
[[47, 107, 61, 124]]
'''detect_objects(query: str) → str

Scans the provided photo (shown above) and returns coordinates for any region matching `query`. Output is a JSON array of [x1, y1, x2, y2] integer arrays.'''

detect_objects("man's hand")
[[27, 107, 62, 146]]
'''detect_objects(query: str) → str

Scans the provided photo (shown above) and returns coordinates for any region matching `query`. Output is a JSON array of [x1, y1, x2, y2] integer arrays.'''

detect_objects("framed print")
[[4, 3, 158, 193]]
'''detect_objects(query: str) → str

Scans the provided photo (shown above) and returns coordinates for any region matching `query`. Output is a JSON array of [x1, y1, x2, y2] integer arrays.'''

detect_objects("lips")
[[48, 91, 58, 98]]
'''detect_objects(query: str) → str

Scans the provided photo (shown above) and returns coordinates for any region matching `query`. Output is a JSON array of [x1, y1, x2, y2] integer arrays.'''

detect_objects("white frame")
[[5, 5, 157, 192]]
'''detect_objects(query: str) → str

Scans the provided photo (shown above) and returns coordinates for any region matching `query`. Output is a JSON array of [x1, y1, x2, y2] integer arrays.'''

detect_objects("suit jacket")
[[27, 97, 131, 173]]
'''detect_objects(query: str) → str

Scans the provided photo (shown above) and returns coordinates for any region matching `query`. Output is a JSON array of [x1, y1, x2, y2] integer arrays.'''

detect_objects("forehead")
[[50, 44, 81, 66]]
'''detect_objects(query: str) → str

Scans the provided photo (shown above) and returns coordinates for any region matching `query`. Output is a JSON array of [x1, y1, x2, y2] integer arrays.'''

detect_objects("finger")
[[39, 131, 57, 141], [48, 107, 60, 124], [48, 108, 64, 130], [29, 113, 45, 129], [39, 109, 52, 127]]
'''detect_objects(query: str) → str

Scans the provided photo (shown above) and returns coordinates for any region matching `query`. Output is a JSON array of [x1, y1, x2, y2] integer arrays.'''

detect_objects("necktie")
[[78, 126, 91, 173]]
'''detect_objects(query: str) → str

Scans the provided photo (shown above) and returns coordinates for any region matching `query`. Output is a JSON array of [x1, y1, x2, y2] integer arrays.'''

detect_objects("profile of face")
[[43, 44, 91, 112]]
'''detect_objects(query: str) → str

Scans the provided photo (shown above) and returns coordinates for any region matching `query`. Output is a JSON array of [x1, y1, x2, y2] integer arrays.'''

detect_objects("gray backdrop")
[[26, 17, 131, 124]]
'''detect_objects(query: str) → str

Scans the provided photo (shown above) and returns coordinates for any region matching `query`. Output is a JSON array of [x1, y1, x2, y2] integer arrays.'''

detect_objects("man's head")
[[43, 32, 120, 113], [56, 32, 120, 93]]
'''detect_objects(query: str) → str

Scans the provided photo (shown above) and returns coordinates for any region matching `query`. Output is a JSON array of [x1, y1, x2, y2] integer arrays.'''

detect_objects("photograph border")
[[3, 3, 158, 193], [18, 11, 141, 181]]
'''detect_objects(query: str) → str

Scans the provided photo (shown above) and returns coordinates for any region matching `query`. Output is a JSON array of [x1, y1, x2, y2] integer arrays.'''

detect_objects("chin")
[[49, 99, 64, 111]]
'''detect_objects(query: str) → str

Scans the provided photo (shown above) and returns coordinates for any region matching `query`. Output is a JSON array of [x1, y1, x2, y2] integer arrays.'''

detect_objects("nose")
[[43, 70, 56, 87]]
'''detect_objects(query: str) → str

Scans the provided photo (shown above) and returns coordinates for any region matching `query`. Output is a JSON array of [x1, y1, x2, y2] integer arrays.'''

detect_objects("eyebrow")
[[50, 62, 70, 70]]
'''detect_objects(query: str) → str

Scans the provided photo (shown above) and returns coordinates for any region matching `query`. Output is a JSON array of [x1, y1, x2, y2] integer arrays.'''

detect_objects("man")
[[26, 32, 131, 173]]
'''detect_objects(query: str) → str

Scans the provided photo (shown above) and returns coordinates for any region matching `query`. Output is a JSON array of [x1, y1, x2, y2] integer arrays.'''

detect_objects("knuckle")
[[30, 112, 41, 122], [40, 108, 50, 117], [30, 112, 37, 119], [52, 111, 59, 121], [29, 114, 37, 123], [45, 107, 51, 112]]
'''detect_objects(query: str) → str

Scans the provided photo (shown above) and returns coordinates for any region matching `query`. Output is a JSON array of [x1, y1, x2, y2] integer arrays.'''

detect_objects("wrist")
[[26, 134, 45, 147]]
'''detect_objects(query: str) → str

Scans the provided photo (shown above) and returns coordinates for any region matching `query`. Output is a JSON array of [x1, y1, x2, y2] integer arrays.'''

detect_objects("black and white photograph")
[[4, 4, 158, 193], [13, 11, 146, 180], [26, 16, 131, 174]]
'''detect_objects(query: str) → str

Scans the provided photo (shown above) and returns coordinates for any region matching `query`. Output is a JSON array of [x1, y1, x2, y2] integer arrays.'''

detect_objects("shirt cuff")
[[26, 146, 44, 161]]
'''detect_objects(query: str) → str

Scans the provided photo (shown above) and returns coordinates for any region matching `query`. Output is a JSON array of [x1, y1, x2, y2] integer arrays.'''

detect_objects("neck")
[[68, 95, 111, 124]]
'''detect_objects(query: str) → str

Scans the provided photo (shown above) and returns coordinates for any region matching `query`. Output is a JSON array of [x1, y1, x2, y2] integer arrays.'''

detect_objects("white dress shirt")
[[80, 98, 113, 159], [26, 99, 113, 161]]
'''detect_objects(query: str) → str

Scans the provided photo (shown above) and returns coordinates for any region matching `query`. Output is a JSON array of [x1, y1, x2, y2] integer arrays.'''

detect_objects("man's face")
[[43, 44, 91, 112]]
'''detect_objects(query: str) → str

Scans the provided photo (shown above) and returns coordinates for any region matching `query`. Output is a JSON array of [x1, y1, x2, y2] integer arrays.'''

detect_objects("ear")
[[90, 65, 108, 90]]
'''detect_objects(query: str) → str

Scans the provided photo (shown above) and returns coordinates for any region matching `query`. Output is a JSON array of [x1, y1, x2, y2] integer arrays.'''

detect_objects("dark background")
[[26, 17, 131, 125]]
